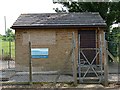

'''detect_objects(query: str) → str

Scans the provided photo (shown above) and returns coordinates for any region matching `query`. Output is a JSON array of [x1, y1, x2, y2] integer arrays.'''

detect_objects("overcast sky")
[[0, 0, 119, 35], [0, 0, 61, 35]]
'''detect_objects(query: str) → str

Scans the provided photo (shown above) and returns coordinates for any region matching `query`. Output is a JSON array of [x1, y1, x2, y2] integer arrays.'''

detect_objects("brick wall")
[[15, 29, 78, 73]]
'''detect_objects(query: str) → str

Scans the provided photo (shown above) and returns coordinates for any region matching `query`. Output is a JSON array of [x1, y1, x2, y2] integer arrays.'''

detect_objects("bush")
[[1, 53, 14, 61]]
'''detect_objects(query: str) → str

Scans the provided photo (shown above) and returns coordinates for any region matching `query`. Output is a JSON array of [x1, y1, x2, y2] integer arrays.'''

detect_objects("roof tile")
[[12, 12, 106, 29]]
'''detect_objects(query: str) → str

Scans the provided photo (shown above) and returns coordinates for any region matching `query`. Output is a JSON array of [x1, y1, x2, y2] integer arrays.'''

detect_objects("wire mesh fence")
[[0, 40, 15, 86], [0, 40, 15, 70], [107, 38, 120, 84], [0, 32, 120, 86], [1, 32, 76, 86]]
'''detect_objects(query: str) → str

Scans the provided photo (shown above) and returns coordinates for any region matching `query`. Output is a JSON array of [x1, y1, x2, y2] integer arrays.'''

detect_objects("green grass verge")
[[0, 38, 15, 59]]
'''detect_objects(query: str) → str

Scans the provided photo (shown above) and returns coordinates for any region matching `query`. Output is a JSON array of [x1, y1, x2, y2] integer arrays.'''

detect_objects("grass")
[[0, 37, 15, 59]]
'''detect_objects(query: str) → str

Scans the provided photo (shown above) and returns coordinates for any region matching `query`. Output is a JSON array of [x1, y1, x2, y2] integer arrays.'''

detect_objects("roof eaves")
[[11, 24, 107, 29]]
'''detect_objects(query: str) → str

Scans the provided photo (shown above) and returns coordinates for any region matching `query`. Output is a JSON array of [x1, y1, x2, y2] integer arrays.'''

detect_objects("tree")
[[53, 1, 120, 32], [2, 28, 15, 61], [2, 28, 15, 41], [0, 34, 2, 38], [108, 27, 120, 57]]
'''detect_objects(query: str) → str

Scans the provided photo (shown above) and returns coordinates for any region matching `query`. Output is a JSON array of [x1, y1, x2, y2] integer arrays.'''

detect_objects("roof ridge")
[[21, 12, 100, 15]]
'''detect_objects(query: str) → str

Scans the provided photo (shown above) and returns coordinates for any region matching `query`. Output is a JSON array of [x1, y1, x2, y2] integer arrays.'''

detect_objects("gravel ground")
[[11, 74, 119, 82], [0, 60, 15, 70], [9, 74, 74, 82], [1, 83, 120, 90], [0, 60, 120, 89], [0, 61, 119, 83]]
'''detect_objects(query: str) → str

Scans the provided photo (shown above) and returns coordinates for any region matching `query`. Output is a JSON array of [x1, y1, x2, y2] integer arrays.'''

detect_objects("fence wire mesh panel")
[[31, 32, 75, 84], [107, 36, 120, 84], [1, 31, 120, 86], [0, 32, 76, 85], [0, 40, 15, 83], [105, 27, 120, 84], [78, 32, 104, 84], [0, 40, 15, 69]]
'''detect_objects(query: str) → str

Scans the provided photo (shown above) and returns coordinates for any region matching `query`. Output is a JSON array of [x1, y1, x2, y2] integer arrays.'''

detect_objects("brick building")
[[11, 13, 107, 83]]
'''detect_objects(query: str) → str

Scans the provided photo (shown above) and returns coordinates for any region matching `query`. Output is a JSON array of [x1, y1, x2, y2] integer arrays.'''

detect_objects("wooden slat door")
[[79, 30, 96, 64]]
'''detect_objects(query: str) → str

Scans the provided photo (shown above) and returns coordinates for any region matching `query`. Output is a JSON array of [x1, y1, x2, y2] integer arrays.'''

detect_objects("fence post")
[[118, 36, 120, 84], [103, 32, 108, 86], [118, 37, 120, 62], [72, 32, 77, 85], [8, 40, 11, 68], [29, 41, 32, 85], [2, 49, 4, 61], [78, 34, 81, 83]]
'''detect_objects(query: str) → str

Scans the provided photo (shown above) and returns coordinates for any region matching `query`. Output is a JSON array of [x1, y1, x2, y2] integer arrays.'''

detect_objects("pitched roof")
[[11, 12, 106, 29]]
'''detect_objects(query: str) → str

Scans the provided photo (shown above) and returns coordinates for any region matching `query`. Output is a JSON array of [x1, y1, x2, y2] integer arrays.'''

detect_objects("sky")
[[0, 0, 119, 35], [0, 0, 64, 35]]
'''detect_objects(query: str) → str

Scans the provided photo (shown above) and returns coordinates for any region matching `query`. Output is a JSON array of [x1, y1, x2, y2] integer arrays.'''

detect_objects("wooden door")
[[79, 30, 96, 64]]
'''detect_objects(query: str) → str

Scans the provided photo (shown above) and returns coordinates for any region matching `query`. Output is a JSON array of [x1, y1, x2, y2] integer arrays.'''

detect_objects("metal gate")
[[78, 33, 103, 83]]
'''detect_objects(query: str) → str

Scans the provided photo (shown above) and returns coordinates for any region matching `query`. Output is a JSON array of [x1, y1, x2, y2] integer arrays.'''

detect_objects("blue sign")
[[31, 48, 48, 58]]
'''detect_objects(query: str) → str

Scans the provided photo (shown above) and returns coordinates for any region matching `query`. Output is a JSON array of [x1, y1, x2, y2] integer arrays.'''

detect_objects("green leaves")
[[54, 2, 120, 31], [2, 28, 15, 41], [108, 27, 120, 57]]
